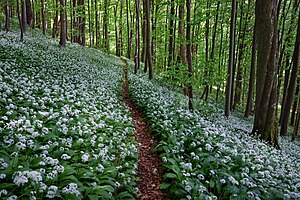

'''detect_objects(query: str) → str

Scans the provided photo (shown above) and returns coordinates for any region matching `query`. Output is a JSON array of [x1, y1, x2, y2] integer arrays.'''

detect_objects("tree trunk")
[[134, 0, 140, 74], [95, 0, 99, 47], [59, 0, 66, 47], [25, 0, 33, 26], [186, 0, 193, 110], [252, 0, 279, 147], [17, 0, 24, 41], [245, 20, 257, 118], [88, 0, 92, 47], [41, 0, 47, 35], [167, 0, 175, 68], [114, 5, 119, 56], [126, 0, 131, 58], [78, 0, 85, 46], [145, 0, 153, 79], [22, 0, 27, 33], [225, 0, 236, 117], [280, 10, 300, 136], [103, 0, 109, 51], [52, 0, 58, 38], [4, 2, 11, 32], [292, 96, 300, 141]]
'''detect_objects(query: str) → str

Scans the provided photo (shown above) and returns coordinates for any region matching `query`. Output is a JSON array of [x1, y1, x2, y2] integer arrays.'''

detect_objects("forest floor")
[[121, 59, 168, 200]]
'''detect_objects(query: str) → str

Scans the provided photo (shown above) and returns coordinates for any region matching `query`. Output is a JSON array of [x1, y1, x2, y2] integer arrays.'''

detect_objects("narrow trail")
[[121, 60, 168, 200]]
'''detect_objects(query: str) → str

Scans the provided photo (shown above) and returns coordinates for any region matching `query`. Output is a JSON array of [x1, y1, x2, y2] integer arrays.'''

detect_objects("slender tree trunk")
[[225, 0, 236, 117], [52, 0, 58, 38], [95, 0, 99, 47], [167, 0, 175, 68], [22, 0, 27, 33], [103, 0, 109, 51], [142, 0, 146, 64], [186, 0, 193, 110], [245, 20, 257, 118], [41, 0, 47, 35], [31, 0, 35, 28], [88, 0, 92, 47], [216, 11, 225, 102], [233, 0, 249, 109], [114, 5, 119, 56], [280, 10, 300, 137], [292, 96, 300, 141], [126, 0, 131, 58], [145, 0, 153, 79], [4, 2, 11, 32], [291, 81, 300, 125], [59, 0, 66, 47], [17, 0, 24, 41], [119, 0, 123, 56], [134, 0, 140, 74]]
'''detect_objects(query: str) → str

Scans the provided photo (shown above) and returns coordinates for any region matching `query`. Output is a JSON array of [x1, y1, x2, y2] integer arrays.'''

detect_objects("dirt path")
[[121, 60, 168, 200]]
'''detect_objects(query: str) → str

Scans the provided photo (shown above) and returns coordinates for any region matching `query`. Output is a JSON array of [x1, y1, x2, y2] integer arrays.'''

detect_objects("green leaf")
[[88, 195, 99, 200], [164, 173, 177, 179], [160, 183, 171, 189], [116, 191, 135, 200]]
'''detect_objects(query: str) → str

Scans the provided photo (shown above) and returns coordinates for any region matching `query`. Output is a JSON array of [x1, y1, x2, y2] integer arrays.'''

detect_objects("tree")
[[4, 1, 10, 32], [225, 0, 236, 117], [186, 0, 193, 110], [145, 0, 153, 79], [245, 20, 257, 118], [280, 9, 300, 137], [41, 0, 47, 35], [134, 0, 140, 74], [59, 0, 66, 47], [252, 0, 278, 147], [17, 0, 24, 41]]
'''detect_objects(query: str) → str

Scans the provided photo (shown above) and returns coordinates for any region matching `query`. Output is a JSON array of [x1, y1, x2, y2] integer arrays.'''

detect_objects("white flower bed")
[[128, 73, 300, 199], [0, 31, 138, 199]]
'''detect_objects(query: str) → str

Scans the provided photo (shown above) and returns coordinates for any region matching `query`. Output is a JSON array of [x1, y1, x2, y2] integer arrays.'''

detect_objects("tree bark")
[[252, 0, 279, 147], [22, 0, 27, 33], [167, 0, 175, 68], [186, 0, 193, 110], [59, 0, 66, 47], [41, 0, 47, 35], [4, 2, 11, 32], [145, 0, 153, 79], [225, 0, 236, 117], [134, 0, 140, 74], [52, 0, 58, 38], [17, 0, 24, 41], [245, 19, 257, 118]]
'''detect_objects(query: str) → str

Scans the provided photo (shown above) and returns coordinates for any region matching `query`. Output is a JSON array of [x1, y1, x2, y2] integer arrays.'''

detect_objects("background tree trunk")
[[59, 0, 66, 47], [225, 0, 236, 117]]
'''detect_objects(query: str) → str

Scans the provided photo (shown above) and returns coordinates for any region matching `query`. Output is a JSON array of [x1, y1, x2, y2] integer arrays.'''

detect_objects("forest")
[[0, 0, 300, 199]]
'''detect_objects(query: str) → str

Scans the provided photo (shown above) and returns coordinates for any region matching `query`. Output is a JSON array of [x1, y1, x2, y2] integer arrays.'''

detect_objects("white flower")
[[13, 171, 28, 186], [81, 153, 89, 163], [61, 154, 71, 160], [46, 186, 58, 198], [0, 158, 8, 169], [0, 173, 6, 179], [7, 195, 17, 200], [62, 183, 80, 196], [0, 189, 7, 197]]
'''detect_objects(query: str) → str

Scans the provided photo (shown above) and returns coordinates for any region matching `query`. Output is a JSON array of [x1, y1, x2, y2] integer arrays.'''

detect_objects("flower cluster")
[[0, 31, 138, 199], [128, 69, 300, 199]]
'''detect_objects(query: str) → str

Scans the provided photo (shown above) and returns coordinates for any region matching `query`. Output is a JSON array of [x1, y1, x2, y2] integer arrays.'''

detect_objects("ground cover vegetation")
[[0, 31, 138, 199], [1, 0, 300, 199]]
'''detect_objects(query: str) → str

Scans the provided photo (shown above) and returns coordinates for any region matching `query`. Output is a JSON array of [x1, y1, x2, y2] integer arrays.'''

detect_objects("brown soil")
[[121, 60, 169, 200]]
